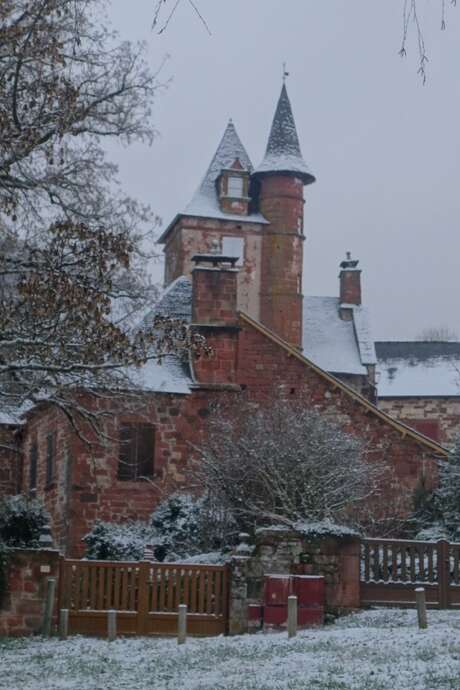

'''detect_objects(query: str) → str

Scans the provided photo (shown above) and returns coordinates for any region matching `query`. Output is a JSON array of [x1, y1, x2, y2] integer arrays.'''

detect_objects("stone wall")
[[0, 548, 60, 636], [379, 397, 460, 448], [228, 528, 361, 635]]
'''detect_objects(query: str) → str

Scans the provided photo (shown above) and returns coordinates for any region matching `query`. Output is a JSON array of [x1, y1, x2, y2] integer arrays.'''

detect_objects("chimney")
[[339, 252, 361, 320], [191, 246, 240, 386]]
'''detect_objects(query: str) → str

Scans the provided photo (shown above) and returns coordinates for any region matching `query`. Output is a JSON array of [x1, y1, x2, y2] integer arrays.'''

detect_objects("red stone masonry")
[[258, 175, 305, 348], [0, 549, 60, 636]]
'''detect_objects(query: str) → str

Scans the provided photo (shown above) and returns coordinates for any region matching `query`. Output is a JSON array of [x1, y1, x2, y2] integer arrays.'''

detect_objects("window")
[[227, 175, 244, 197], [118, 423, 155, 481], [46, 433, 55, 487], [29, 442, 38, 491], [222, 236, 244, 266]]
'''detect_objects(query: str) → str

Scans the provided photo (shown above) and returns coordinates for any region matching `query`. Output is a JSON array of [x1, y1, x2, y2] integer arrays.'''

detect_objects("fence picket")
[[361, 537, 460, 610]]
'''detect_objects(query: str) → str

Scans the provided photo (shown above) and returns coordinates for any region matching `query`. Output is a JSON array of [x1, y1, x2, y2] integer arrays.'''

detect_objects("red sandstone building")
[[0, 85, 450, 556]]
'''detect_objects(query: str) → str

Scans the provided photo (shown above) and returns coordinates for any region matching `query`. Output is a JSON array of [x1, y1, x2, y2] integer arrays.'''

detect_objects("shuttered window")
[[46, 433, 55, 487], [403, 419, 440, 442], [29, 442, 38, 490], [118, 423, 155, 481]]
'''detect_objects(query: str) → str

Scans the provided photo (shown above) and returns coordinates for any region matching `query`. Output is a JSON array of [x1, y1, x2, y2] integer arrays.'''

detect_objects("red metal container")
[[291, 575, 325, 608], [263, 575, 291, 606], [298, 606, 324, 627], [263, 605, 288, 627]]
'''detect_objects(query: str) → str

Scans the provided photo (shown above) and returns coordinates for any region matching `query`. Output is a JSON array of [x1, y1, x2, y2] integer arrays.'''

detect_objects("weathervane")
[[282, 62, 290, 84]]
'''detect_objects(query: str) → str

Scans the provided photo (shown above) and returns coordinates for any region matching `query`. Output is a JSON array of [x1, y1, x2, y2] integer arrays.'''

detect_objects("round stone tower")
[[253, 84, 315, 349]]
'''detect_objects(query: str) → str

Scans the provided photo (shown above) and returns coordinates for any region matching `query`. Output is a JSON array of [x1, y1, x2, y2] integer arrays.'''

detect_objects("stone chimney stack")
[[191, 247, 240, 386], [339, 252, 362, 319]]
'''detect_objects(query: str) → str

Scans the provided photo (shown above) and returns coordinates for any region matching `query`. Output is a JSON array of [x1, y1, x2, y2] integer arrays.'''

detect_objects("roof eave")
[[253, 169, 316, 186]]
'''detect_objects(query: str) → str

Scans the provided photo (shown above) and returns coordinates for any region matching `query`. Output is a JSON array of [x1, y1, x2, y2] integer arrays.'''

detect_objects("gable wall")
[[235, 319, 440, 505]]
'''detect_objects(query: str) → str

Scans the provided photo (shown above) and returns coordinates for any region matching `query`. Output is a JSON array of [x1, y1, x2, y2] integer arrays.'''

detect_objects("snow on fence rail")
[[360, 538, 460, 609]]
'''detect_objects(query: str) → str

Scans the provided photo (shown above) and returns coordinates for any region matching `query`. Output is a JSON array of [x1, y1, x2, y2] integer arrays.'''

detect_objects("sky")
[[107, 0, 460, 340]]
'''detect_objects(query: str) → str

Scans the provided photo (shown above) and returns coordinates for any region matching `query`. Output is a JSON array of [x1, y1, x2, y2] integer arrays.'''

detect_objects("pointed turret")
[[254, 83, 316, 349], [254, 84, 315, 186]]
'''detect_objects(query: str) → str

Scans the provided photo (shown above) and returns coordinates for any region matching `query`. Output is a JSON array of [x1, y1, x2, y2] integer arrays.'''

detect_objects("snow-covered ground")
[[2, 608, 460, 690]]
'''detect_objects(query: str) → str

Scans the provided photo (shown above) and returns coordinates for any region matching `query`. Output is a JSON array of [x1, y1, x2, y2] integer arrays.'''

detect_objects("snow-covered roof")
[[376, 341, 460, 398], [130, 277, 193, 395], [141, 284, 373, 380], [159, 121, 268, 242], [254, 84, 315, 185], [302, 297, 369, 376]]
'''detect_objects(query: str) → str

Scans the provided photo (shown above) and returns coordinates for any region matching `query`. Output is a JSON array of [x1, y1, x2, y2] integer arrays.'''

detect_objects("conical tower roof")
[[159, 119, 268, 242], [254, 84, 315, 185], [184, 120, 254, 217]]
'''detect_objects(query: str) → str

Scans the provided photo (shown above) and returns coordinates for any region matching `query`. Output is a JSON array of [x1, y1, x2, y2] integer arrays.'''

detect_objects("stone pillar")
[[228, 555, 250, 636], [0, 549, 61, 636]]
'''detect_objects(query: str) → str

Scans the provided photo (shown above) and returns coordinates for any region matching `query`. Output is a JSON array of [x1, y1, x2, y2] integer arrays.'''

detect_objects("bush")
[[83, 493, 235, 561], [83, 521, 160, 561], [0, 495, 48, 548]]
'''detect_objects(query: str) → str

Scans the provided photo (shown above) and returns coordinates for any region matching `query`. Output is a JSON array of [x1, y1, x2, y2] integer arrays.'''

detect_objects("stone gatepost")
[[227, 526, 362, 633]]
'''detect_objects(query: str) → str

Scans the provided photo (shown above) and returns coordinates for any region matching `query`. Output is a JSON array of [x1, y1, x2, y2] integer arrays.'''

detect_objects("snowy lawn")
[[2, 608, 460, 690]]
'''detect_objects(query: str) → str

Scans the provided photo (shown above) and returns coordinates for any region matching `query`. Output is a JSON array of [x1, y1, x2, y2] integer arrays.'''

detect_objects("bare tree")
[[416, 326, 459, 341], [0, 1, 205, 436], [400, 0, 457, 82], [191, 399, 396, 534], [152, 1, 457, 82]]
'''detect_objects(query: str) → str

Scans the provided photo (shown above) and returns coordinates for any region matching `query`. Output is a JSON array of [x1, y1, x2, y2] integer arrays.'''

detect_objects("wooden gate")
[[360, 538, 460, 609], [59, 559, 229, 636]]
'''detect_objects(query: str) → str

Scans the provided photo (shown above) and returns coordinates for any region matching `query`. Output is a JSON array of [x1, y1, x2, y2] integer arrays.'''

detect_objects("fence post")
[[137, 562, 149, 635], [288, 595, 297, 638], [42, 577, 57, 637], [107, 609, 117, 641], [178, 604, 187, 645], [59, 609, 69, 640], [438, 540, 450, 609], [415, 588, 428, 629]]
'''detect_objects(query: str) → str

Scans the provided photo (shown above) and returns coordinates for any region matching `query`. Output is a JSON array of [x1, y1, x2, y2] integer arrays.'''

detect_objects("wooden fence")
[[360, 538, 460, 609], [59, 559, 229, 636]]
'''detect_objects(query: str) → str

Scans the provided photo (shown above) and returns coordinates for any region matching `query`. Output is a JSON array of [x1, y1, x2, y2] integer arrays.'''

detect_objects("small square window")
[[118, 423, 155, 481], [227, 175, 244, 197], [222, 236, 244, 267]]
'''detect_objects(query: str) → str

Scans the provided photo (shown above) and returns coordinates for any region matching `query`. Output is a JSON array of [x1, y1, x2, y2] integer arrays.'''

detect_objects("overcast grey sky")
[[108, 1, 460, 340]]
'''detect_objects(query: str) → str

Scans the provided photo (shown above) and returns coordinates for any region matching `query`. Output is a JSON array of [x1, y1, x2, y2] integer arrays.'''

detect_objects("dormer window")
[[217, 159, 250, 216], [227, 175, 244, 198]]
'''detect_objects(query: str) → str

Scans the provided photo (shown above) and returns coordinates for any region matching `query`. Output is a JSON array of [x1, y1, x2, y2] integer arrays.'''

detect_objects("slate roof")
[[143, 282, 374, 379], [159, 121, 268, 241], [254, 84, 315, 185], [132, 277, 194, 395], [302, 297, 375, 376], [376, 341, 460, 398]]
